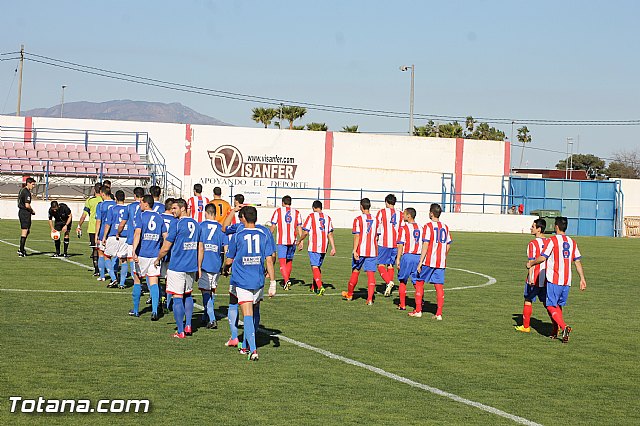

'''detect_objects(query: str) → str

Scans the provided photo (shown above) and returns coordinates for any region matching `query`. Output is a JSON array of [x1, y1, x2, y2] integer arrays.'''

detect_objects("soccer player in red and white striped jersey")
[[297, 200, 336, 295], [528, 216, 586, 343], [269, 195, 303, 290], [187, 184, 210, 223], [515, 219, 549, 333], [376, 194, 403, 297], [395, 208, 422, 310], [342, 198, 379, 304], [415, 203, 451, 319]]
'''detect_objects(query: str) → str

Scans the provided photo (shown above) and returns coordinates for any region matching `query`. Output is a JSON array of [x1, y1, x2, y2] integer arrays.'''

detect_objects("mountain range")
[[13, 100, 230, 126]]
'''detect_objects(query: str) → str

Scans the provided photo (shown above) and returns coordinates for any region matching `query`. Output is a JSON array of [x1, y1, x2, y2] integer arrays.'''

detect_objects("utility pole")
[[60, 85, 67, 118], [16, 44, 24, 117]]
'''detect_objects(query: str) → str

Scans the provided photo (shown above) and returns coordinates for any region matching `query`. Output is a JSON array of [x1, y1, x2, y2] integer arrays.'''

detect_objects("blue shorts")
[[523, 282, 547, 303], [377, 246, 397, 265], [352, 256, 377, 272], [277, 244, 296, 260], [546, 283, 570, 307], [417, 266, 445, 284], [398, 253, 420, 283], [308, 252, 326, 268]]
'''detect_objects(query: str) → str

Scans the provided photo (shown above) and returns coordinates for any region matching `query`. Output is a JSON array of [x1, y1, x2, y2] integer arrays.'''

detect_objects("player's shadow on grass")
[[511, 313, 554, 336], [257, 325, 281, 349]]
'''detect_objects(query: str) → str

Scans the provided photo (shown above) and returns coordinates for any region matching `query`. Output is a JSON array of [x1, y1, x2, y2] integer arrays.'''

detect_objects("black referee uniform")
[[18, 186, 32, 231], [49, 203, 73, 256]]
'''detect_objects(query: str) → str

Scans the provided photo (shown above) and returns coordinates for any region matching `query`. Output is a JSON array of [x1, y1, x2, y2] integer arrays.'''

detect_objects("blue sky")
[[1, 0, 639, 168]]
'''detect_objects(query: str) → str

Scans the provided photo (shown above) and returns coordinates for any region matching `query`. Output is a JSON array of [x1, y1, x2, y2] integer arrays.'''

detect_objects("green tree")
[[438, 121, 464, 138], [291, 125, 305, 130], [306, 122, 328, 131], [413, 120, 438, 137], [280, 105, 307, 130], [251, 107, 279, 128], [516, 126, 532, 168], [469, 122, 506, 141], [342, 125, 359, 133], [606, 150, 640, 178], [464, 116, 476, 137], [556, 154, 605, 172]]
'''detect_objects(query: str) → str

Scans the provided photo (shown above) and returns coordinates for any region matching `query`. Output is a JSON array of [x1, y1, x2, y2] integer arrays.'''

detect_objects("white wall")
[[620, 178, 640, 216]]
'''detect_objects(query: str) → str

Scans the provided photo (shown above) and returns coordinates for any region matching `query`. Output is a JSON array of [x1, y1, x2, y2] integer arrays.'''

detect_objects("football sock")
[[399, 281, 407, 307], [132, 283, 141, 314], [347, 271, 359, 297], [244, 315, 256, 352], [173, 297, 185, 334], [106, 257, 117, 282], [54, 239, 61, 254], [150, 284, 159, 315], [286, 260, 294, 280], [119, 261, 128, 287], [128, 261, 135, 278], [415, 281, 424, 312], [20, 236, 26, 253], [366, 271, 376, 302], [166, 293, 173, 311], [184, 294, 194, 327], [98, 256, 105, 279], [63, 238, 69, 255], [522, 303, 533, 328], [228, 303, 239, 340], [386, 266, 394, 282], [91, 249, 98, 273], [201, 292, 211, 322], [435, 284, 444, 316], [312, 267, 323, 289], [547, 309, 558, 336], [547, 306, 567, 330], [279, 258, 288, 282], [254, 303, 260, 330]]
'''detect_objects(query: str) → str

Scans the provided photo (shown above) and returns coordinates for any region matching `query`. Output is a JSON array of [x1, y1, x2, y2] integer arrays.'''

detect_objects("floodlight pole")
[[16, 45, 24, 117], [400, 64, 415, 135]]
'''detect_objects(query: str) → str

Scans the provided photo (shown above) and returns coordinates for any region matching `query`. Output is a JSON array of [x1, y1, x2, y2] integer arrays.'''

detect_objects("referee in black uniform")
[[17, 177, 36, 257], [48, 201, 73, 257]]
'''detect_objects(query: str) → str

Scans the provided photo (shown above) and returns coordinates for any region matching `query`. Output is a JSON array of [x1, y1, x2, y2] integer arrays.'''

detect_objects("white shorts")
[[166, 270, 195, 295], [104, 236, 128, 258], [236, 286, 264, 305], [198, 271, 220, 291], [136, 257, 161, 278]]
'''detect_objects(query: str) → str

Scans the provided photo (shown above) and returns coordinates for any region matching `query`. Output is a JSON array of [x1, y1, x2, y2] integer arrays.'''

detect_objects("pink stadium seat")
[[97, 145, 108, 153], [110, 153, 121, 162], [5, 149, 16, 157], [75, 166, 86, 174], [120, 153, 131, 162], [8, 158, 19, 164], [100, 153, 111, 161], [57, 151, 69, 160], [19, 159, 30, 167], [31, 163, 44, 173], [90, 152, 102, 161], [37, 150, 48, 159], [55, 144, 66, 151], [2, 142, 13, 149], [108, 145, 118, 154], [13, 142, 24, 150], [66, 144, 78, 152], [16, 149, 27, 157], [78, 152, 90, 161], [117, 146, 128, 154], [68, 151, 79, 160], [128, 169, 138, 175], [12, 164, 23, 172], [46, 143, 56, 151], [48, 151, 59, 160], [87, 145, 98, 153], [0, 148, 5, 157], [26, 149, 37, 159], [130, 153, 141, 162], [54, 165, 66, 174], [65, 166, 76, 174], [126, 146, 136, 154]]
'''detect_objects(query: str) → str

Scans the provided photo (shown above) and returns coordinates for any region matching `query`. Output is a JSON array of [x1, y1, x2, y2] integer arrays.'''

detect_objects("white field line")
[[0, 238, 538, 425]]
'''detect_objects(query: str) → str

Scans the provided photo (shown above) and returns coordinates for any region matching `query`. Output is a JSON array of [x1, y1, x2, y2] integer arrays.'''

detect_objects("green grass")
[[0, 220, 639, 425]]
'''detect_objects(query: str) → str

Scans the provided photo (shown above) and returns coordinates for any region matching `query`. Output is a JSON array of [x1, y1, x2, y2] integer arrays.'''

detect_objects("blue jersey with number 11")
[[227, 227, 271, 290]]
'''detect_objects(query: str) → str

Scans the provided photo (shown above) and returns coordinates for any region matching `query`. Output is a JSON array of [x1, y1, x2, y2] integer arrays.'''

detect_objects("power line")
[[1, 59, 18, 114], [8, 50, 639, 127]]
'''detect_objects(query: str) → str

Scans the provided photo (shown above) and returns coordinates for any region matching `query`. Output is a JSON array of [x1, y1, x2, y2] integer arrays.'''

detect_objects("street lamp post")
[[565, 137, 574, 179], [400, 65, 415, 135], [60, 85, 67, 118]]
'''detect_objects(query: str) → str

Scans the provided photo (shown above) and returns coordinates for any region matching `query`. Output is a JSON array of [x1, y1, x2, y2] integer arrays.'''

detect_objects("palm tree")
[[306, 122, 328, 131], [342, 125, 359, 133], [280, 105, 307, 130], [464, 116, 476, 137], [251, 107, 278, 128], [517, 126, 532, 168]]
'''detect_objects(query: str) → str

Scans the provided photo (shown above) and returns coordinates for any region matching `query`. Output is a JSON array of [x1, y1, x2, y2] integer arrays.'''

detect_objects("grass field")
[[0, 219, 639, 425]]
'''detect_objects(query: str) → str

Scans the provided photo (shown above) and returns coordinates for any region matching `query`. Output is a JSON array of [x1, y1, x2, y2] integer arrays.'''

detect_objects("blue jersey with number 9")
[[166, 217, 199, 272]]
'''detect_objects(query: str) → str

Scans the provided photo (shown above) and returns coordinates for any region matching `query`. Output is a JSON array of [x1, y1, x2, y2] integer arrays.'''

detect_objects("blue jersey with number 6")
[[136, 210, 163, 258], [227, 227, 272, 290], [166, 217, 199, 272]]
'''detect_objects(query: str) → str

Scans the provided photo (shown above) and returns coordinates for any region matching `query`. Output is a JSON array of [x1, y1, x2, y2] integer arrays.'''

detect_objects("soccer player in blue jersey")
[[197, 204, 228, 329], [117, 186, 144, 288], [102, 190, 129, 288], [223, 206, 277, 361], [149, 185, 165, 213], [155, 198, 199, 339], [222, 203, 276, 348], [94, 186, 116, 283], [131, 195, 164, 320], [159, 198, 176, 311]]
